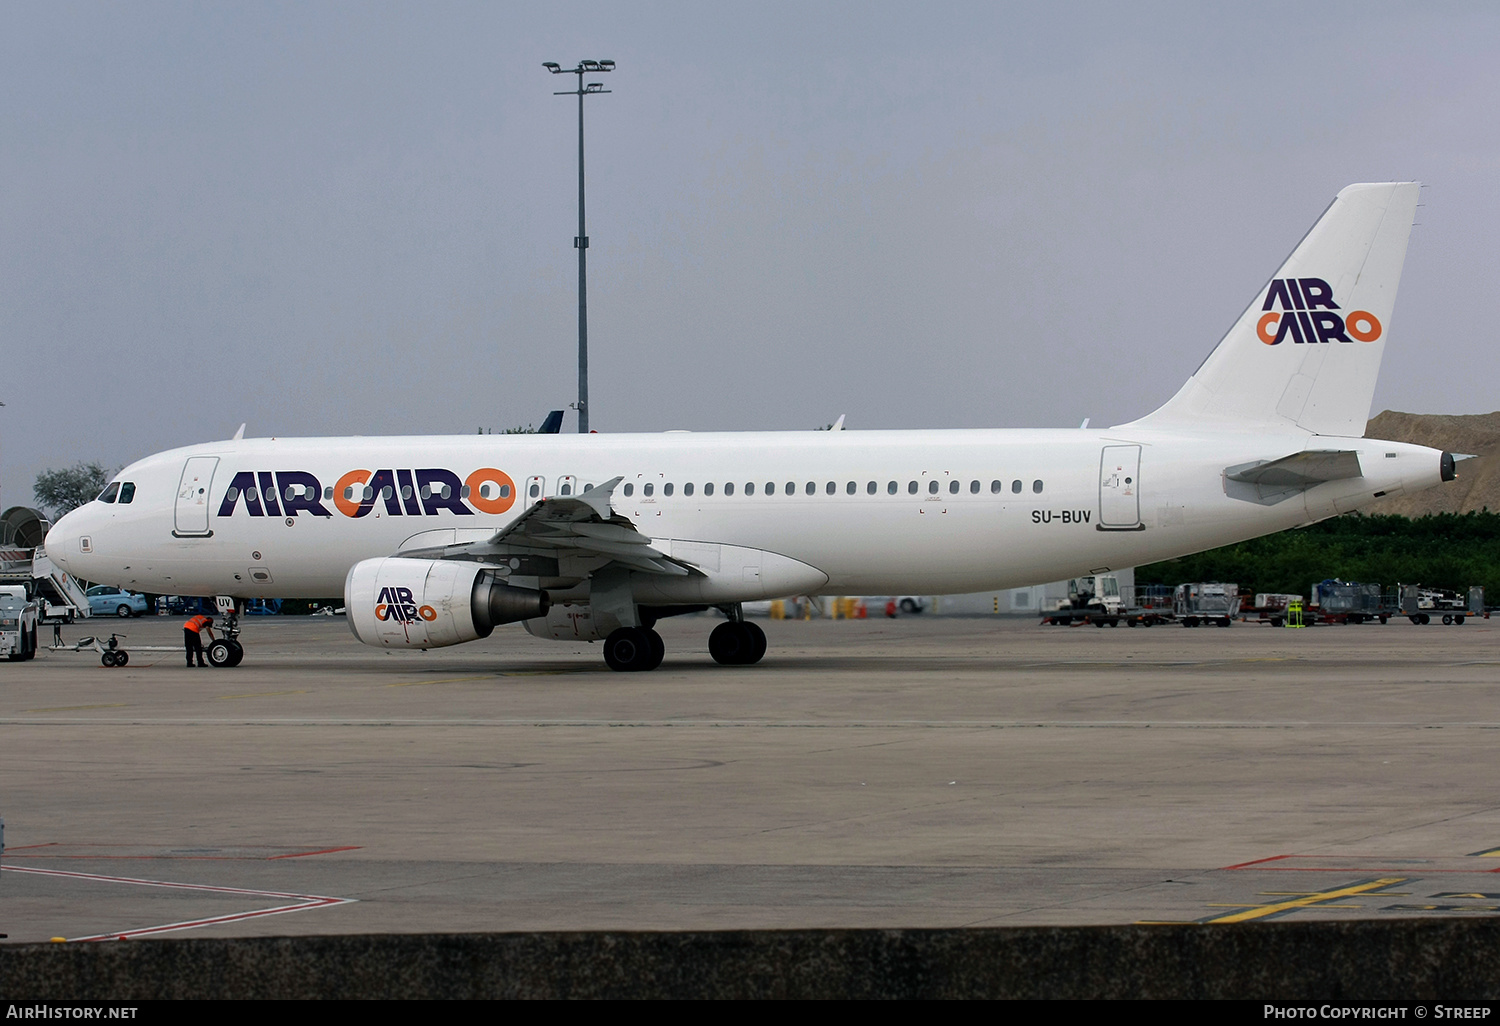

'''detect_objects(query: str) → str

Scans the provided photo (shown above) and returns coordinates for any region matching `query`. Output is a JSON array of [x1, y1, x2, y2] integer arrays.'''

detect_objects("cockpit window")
[[118, 482, 136, 504], [98, 482, 120, 503]]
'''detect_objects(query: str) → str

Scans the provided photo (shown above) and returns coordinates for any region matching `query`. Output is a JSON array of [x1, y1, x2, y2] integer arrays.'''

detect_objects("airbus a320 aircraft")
[[46, 182, 1461, 671]]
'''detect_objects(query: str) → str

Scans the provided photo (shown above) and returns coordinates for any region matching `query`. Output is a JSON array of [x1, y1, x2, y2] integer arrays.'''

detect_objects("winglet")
[[577, 476, 623, 520], [232, 423, 246, 441]]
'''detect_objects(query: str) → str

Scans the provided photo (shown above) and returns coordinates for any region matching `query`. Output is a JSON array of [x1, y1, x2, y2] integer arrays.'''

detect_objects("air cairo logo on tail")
[[1256, 278, 1382, 346]]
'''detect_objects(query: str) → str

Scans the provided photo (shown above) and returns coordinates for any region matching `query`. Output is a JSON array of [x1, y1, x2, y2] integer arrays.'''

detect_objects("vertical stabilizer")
[[1130, 182, 1419, 436]]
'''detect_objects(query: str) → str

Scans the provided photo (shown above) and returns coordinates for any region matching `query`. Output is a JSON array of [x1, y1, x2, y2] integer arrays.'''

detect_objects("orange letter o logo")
[[465, 468, 517, 515], [334, 470, 372, 517], [1257, 312, 1281, 345], [1345, 310, 1382, 342], [419, 605, 437, 621]]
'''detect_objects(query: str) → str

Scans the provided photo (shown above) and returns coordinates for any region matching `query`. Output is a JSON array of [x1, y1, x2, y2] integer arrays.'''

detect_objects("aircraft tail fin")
[[1129, 182, 1420, 437]]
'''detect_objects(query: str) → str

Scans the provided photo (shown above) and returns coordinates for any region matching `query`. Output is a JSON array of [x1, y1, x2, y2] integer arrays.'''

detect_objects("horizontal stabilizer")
[[1226, 450, 1363, 488]]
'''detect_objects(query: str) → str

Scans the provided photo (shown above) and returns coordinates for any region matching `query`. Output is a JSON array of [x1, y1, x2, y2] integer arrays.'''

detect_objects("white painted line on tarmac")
[[1, 864, 356, 941]]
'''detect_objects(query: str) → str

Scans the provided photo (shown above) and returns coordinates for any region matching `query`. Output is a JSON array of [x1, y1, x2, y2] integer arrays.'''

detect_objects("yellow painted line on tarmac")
[[1469, 847, 1500, 857], [22, 704, 129, 713], [1206, 877, 1405, 923], [386, 675, 498, 688], [217, 690, 307, 700]]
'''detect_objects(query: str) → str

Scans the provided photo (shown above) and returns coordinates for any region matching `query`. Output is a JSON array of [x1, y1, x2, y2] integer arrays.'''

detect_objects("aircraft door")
[[557, 475, 577, 496], [174, 456, 219, 537], [1098, 445, 1142, 530], [526, 476, 546, 506]]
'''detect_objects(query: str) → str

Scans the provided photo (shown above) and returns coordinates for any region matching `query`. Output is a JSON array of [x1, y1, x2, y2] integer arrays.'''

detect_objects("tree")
[[34, 461, 114, 519]]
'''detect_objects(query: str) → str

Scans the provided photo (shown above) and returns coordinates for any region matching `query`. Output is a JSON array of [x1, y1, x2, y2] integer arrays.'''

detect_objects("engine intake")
[[345, 557, 549, 649]]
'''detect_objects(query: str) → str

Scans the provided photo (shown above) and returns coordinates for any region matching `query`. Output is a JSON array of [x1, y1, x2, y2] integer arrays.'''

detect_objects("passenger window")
[[928, 480, 938, 495], [867, 481, 877, 495], [363, 485, 375, 502], [98, 483, 120, 503], [970, 480, 980, 494], [744, 482, 754, 496], [991, 480, 1002, 494], [785, 482, 795, 495], [119, 482, 136, 504], [1011, 480, 1022, 494], [704, 482, 714, 496], [725, 482, 735, 496], [225, 486, 239, 503], [908, 481, 918, 495], [624, 483, 634, 497], [644, 483, 654, 497], [529, 483, 540, 498], [805, 481, 816, 495], [384, 485, 397, 500], [846, 481, 856, 495], [887, 481, 897, 495], [247, 488, 259, 503], [826, 481, 836, 495], [684, 482, 694, 497], [459, 485, 470, 499], [499, 484, 511, 498], [1033, 480, 1043, 494], [664, 483, 674, 496], [560, 482, 572, 496], [949, 480, 959, 495], [327, 486, 337, 500]]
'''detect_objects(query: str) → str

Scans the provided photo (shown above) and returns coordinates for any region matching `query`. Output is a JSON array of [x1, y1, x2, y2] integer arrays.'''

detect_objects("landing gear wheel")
[[643, 629, 665, 671], [710, 621, 762, 665], [101, 650, 117, 667], [226, 639, 245, 666], [207, 639, 233, 667], [743, 621, 766, 664], [604, 627, 654, 672], [114, 650, 129, 666]]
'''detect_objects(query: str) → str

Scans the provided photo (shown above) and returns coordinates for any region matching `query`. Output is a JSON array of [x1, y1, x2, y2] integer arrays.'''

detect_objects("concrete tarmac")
[[2, 611, 1499, 943]]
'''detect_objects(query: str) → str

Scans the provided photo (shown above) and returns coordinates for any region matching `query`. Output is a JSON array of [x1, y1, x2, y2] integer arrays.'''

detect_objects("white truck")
[[1, 585, 40, 660]]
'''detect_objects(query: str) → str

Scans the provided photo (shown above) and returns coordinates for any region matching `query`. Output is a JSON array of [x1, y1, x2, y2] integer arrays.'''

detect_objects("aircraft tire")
[[709, 621, 755, 665], [604, 627, 653, 672], [643, 629, 665, 671], [101, 651, 116, 667], [207, 639, 233, 667], [743, 621, 767, 664], [115, 650, 129, 666], [226, 640, 245, 666]]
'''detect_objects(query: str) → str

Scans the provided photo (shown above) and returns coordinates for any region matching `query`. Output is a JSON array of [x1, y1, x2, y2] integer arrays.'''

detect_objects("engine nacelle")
[[345, 557, 549, 649]]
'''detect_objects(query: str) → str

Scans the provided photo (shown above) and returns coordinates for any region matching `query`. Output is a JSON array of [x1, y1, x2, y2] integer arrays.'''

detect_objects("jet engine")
[[345, 557, 549, 649]]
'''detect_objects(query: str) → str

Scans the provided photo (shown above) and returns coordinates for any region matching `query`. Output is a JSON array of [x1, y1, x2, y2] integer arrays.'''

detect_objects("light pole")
[[543, 59, 614, 434]]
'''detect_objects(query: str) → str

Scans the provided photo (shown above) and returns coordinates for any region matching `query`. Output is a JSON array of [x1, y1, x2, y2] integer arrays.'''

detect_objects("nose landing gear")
[[206, 603, 245, 667], [709, 620, 766, 666]]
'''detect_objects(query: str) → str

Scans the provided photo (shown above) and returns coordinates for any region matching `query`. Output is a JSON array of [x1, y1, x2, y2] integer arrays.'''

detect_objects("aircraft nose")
[[44, 507, 88, 575]]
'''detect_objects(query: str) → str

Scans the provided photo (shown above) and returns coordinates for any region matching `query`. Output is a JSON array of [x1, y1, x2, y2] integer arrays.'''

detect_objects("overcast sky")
[[3, 1, 1497, 510]]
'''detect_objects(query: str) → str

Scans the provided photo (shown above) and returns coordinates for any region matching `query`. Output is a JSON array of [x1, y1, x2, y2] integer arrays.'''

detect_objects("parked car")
[[86, 585, 149, 618]]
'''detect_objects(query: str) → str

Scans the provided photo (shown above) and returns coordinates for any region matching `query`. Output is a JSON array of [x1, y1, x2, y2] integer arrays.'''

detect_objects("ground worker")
[[183, 612, 215, 667]]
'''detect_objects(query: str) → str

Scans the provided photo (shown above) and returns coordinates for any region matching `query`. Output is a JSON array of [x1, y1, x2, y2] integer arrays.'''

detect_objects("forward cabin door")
[[174, 457, 219, 537], [1098, 445, 1142, 530]]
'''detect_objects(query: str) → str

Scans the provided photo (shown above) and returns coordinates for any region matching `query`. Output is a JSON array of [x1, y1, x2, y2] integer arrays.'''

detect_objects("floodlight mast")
[[544, 59, 614, 434]]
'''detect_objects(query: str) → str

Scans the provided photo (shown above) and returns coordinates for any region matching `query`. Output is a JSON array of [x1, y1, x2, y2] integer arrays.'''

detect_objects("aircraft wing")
[[1225, 450, 1363, 489], [396, 476, 698, 577]]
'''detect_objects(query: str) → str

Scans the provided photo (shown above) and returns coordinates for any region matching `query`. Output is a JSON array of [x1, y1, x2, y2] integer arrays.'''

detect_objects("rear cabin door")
[[1098, 445, 1142, 530], [174, 457, 219, 536]]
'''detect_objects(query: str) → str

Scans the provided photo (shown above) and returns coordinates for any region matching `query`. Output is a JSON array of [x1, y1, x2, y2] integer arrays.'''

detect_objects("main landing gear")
[[598, 608, 768, 672], [603, 626, 666, 672]]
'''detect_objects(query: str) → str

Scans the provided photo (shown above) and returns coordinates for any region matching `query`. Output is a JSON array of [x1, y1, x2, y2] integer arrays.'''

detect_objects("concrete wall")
[[5, 919, 1500, 999]]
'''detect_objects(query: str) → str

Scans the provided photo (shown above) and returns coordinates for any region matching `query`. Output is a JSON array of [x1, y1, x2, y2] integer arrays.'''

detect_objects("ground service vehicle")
[[1174, 583, 1240, 627], [1, 586, 39, 660], [1402, 585, 1486, 625]]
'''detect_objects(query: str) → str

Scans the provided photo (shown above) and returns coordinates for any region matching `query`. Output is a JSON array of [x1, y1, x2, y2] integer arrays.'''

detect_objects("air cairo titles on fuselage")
[[1256, 277, 1383, 347], [215, 468, 518, 520]]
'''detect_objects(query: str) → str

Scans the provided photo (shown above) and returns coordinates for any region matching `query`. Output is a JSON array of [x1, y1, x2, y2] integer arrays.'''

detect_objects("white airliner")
[[45, 182, 1459, 671]]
